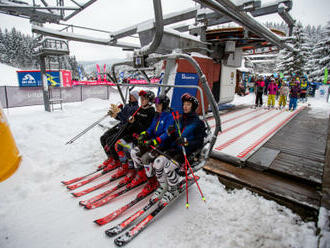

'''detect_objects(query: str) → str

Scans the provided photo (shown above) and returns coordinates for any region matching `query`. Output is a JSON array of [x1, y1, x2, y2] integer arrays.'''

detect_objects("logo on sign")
[[182, 74, 196, 80], [22, 74, 36, 85]]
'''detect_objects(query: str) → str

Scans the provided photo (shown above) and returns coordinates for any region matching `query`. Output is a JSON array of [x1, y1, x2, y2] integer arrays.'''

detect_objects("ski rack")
[[110, 52, 221, 160]]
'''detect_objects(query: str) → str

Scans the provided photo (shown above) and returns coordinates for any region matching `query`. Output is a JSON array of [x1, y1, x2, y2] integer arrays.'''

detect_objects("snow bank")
[[0, 93, 320, 248], [0, 63, 19, 86]]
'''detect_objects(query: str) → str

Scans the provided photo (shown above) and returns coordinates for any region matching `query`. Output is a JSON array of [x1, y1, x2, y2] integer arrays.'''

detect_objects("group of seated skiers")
[[99, 90, 207, 204]]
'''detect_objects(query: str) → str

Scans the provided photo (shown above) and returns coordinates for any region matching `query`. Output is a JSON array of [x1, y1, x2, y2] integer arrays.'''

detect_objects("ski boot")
[[118, 168, 136, 185], [110, 163, 129, 180], [137, 176, 158, 198], [103, 159, 121, 173], [160, 184, 180, 204], [98, 157, 114, 169], [127, 169, 148, 189], [150, 182, 168, 202]]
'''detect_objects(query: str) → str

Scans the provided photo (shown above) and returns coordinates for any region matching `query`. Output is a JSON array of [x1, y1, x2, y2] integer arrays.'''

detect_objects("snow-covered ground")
[[0, 63, 19, 86], [1, 91, 329, 248]]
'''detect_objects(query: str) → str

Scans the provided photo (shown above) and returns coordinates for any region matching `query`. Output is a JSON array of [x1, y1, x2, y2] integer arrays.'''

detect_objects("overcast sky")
[[1, 0, 329, 61]]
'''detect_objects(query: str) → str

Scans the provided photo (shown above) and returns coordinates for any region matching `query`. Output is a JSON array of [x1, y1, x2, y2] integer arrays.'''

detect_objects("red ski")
[[85, 182, 145, 209], [61, 168, 102, 185], [94, 190, 154, 225], [79, 182, 127, 206], [72, 175, 122, 197]]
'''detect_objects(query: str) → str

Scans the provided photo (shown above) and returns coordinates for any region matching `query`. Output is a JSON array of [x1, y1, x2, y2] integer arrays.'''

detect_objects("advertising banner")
[[17, 70, 63, 87]]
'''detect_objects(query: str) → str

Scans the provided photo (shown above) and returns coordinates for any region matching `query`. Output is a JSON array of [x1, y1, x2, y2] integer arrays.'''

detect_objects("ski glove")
[[144, 139, 158, 148], [166, 125, 176, 136], [176, 137, 188, 147], [137, 131, 149, 146]]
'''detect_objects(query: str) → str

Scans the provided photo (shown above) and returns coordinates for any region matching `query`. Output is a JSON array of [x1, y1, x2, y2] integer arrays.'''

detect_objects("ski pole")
[[65, 114, 109, 145], [149, 145, 180, 167], [172, 111, 206, 204], [171, 111, 189, 208], [105, 106, 142, 149]]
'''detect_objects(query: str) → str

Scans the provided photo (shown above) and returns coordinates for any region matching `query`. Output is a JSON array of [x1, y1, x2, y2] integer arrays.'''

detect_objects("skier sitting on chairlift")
[[111, 90, 156, 183], [129, 94, 174, 197], [99, 91, 140, 172], [151, 93, 206, 204]]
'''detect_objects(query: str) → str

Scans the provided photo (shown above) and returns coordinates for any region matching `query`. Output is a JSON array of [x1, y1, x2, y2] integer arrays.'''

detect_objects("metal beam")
[[174, 0, 293, 32], [194, 0, 293, 51], [110, 7, 198, 40], [31, 25, 140, 50], [63, 0, 97, 21]]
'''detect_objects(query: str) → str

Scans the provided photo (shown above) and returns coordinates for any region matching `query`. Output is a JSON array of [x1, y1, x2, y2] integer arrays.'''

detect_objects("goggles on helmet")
[[139, 90, 147, 97]]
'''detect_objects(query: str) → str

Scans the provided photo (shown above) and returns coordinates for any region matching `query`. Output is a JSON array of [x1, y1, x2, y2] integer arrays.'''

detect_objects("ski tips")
[[94, 219, 104, 226], [105, 229, 117, 237], [71, 192, 79, 197]]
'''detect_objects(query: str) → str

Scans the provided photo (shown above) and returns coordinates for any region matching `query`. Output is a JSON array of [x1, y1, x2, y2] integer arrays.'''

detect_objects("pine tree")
[[309, 21, 330, 82], [276, 23, 308, 77]]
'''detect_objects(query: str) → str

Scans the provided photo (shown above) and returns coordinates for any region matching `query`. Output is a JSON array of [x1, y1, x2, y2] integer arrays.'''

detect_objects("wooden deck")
[[247, 108, 327, 185], [203, 107, 329, 221]]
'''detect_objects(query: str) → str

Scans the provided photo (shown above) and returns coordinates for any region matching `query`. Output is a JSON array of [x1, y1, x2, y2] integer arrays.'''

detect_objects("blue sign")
[[171, 72, 198, 113], [17, 71, 61, 87]]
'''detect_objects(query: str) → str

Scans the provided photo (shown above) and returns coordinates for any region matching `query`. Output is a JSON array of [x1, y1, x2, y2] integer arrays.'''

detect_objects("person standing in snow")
[[127, 94, 174, 197], [111, 90, 156, 184], [99, 90, 140, 171], [300, 78, 309, 103], [264, 76, 271, 95], [267, 78, 278, 109], [278, 82, 290, 109], [288, 81, 301, 111], [151, 93, 206, 204], [254, 77, 265, 107]]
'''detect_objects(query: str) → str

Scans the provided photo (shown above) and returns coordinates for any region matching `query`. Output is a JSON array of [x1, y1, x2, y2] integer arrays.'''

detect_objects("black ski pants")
[[255, 92, 263, 106]]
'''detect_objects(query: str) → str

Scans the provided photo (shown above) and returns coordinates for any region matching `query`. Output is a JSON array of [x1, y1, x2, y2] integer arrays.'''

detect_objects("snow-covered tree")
[[309, 21, 330, 82], [276, 23, 309, 77]]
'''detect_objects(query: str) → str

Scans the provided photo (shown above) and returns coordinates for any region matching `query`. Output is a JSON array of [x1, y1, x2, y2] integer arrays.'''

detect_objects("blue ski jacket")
[[172, 112, 206, 156], [146, 111, 174, 148]]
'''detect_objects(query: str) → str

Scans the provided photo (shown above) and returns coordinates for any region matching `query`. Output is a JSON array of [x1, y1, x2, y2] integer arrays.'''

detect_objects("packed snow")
[[0, 63, 19, 86], [1, 90, 329, 248]]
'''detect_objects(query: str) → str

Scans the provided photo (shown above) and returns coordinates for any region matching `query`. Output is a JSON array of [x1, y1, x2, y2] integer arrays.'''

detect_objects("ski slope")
[[1, 93, 329, 248]]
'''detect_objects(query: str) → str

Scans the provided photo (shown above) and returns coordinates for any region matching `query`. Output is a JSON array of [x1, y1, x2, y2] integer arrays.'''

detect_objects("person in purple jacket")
[[267, 78, 278, 108], [288, 81, 301, 111]]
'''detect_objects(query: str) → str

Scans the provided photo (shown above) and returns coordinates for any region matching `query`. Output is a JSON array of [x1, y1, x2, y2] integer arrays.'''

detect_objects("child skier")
[[99, 91, 139, 172], [111, 90, 156, 182], [128, 94, 174, 197], [151, 93, 206, 204], [288, 81, 301, 111], [300, 78, 309, 103], [267, 78, 278, 109], [278, 82, 289, 109], [254, 76, 265, 107]]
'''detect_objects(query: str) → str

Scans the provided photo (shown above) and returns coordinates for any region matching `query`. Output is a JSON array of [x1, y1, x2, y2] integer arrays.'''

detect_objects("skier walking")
[[267, 79, 278, 109], [254, 77, 265, 107], [278, 82, 290, 109], [99, 91, 140, 171], [112, 90, 156, 183], [128, 94, 174, 197], [288, 81, 301, 111], [151, 93, 206, 204]]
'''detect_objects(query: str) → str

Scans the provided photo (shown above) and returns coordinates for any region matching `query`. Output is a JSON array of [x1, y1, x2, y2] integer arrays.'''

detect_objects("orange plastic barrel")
[[0, 103, 21, 182]]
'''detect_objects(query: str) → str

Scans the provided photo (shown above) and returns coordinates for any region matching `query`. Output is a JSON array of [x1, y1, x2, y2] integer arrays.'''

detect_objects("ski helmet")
[[154, 95, 170, 110], [181, 93, 199, 112], [139, 90, 155, 102]]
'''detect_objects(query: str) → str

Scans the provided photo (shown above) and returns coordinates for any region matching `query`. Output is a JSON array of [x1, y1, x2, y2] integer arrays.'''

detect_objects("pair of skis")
[[61, 162, 147, 210], [105, 178, 197, 247]]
